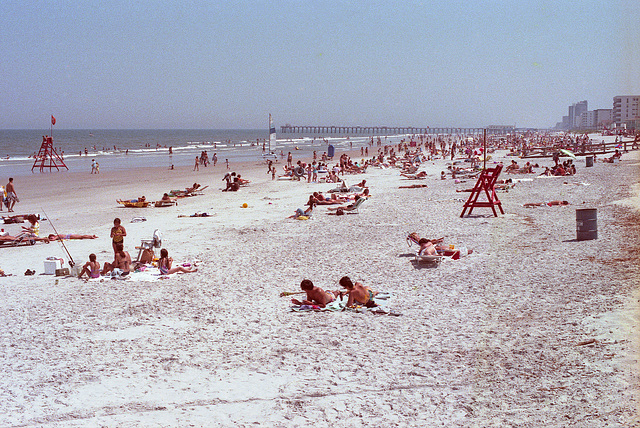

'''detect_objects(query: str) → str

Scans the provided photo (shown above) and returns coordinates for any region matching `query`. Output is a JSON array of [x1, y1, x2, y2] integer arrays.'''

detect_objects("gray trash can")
[[576, 208, 597, 240], [585, 156, 594, 167]]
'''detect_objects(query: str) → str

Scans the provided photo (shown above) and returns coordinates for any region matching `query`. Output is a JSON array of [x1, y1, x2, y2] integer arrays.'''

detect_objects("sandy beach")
[[0, 139, 639, 426]]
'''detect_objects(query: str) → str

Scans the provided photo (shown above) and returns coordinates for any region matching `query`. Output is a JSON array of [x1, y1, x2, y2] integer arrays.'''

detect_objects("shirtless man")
[[78, 253, 101, 279], [291, 279, 335, 308], [5, 178, 17, 212], [338, 276, 377, 308], [101, 243, 131, 276]]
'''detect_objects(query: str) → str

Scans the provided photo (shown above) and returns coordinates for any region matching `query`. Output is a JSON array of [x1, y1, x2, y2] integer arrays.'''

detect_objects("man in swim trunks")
[[338, 276, 377, 308], [291, 279, 335, 308], [78, 253, 101, 279], [101, 243, 131, 276]]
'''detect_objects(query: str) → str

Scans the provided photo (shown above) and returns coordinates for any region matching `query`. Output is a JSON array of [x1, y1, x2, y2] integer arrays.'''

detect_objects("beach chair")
[[344, 197, 365, 214], [134, 229, 162, 263], [460, 164, 504, 217], [414, 253, 443, 266]]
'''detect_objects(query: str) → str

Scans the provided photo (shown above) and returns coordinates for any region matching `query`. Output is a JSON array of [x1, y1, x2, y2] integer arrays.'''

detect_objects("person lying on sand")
[[78, 253, 101, 279], [178, 212, 212, 217], [327, 195, 362, 211], [399, 184, 427, 189], [401, 171, 427, 179], [290, 279, 335, 308], [158, 248, 197, 274], [338, 276, 378, 308], [48, 233, 98, 241], [523, 200, 570, 207]]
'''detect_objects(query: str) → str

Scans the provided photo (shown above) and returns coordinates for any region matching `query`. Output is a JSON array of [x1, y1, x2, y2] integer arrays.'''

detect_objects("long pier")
[[280, 125, 512, 135]]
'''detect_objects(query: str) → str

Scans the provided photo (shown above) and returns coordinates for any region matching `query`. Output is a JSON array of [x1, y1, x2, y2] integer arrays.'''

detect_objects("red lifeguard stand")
[[31, 135, 68, 172], [460, 164, 504, 217]]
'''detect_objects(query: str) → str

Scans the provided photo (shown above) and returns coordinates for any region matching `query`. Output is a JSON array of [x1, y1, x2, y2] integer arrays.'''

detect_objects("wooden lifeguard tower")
[[460, 164, 504, 217], [31, 135, 68, 172]]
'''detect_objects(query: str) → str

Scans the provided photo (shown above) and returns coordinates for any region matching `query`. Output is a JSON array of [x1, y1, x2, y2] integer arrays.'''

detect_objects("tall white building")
[[613, 95, 640, 126]]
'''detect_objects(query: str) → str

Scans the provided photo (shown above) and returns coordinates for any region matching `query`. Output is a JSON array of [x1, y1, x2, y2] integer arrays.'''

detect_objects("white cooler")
[[43, 259, 63, 275]]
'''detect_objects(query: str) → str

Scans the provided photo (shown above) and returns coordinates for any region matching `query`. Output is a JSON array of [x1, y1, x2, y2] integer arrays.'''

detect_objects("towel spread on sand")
[[291, 292, 400, 315], [86, 266, 177, 282]]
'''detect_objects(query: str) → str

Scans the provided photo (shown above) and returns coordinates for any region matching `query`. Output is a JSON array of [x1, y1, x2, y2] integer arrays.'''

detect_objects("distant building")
[[555, 100, 588, 130], [573, 100, 588, 127], [594, 109, 613, 128], [613, 95, 640, 128]]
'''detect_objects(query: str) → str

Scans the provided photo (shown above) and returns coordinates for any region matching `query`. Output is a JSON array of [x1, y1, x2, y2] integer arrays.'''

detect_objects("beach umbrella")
[[559, 149, 576, 159]]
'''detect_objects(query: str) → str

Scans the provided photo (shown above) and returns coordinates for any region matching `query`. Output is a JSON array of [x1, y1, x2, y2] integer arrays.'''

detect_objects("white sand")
[[1, 140, 639, 426]]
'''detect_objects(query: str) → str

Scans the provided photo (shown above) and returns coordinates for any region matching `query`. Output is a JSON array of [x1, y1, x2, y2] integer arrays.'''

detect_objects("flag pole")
[[483, 128, 487, 170]]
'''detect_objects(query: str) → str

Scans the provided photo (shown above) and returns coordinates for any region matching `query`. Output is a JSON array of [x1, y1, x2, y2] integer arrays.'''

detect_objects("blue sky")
[[1, 0, 638, 129]]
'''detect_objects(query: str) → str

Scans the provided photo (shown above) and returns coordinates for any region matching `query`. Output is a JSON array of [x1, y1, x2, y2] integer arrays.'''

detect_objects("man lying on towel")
[[291, 279, 335, 308]]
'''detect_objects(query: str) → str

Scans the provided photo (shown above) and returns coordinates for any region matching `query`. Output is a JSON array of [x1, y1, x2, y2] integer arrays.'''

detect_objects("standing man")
[[6, 178, 17, 212], [91, 159, 97, 174]]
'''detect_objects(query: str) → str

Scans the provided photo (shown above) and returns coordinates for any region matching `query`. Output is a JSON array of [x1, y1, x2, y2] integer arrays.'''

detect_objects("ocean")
[[0, 129, 379, 178]]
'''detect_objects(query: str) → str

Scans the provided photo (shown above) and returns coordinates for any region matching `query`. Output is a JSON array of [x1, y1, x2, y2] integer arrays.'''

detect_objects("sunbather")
[[338, 276, 378, 308], [418, 238, 438, 256], [523, 200, 569, 207], [288, 202, 314, 219], [401, 171, 427, 179], [327, 195, 362, 211], [48, 233, 98, 241], [158, 248, 197, 274], [78, 253, 101, 279], [291, 279, 335, 308]]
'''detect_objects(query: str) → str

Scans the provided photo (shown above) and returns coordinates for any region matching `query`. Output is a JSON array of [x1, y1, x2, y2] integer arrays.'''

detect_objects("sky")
[[1, 0, 639, 130]]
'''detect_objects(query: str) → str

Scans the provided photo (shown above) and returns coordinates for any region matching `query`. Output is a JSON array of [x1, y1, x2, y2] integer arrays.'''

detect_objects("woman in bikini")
[[157, 249, 197, 275], [78, 253, 101, 279]]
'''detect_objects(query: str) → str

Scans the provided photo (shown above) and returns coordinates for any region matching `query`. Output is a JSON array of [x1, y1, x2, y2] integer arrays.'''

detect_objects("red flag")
[[51, 115, 56, 125]]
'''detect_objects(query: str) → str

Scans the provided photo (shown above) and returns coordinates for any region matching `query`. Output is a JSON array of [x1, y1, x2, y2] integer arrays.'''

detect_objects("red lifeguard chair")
[[31, 135, 68, 172], [460, 164, 504, 217]]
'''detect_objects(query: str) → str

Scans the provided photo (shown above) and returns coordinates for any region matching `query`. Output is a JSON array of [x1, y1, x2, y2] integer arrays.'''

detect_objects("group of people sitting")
[[290, 277, 378, 309], [222, 172, 248, 191], [505, 160, 538, 174], [78, 246, 196, 279]]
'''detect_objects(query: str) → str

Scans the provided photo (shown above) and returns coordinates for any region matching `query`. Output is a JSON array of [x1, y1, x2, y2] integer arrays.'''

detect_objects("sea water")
[[0, 129, 383, 178]]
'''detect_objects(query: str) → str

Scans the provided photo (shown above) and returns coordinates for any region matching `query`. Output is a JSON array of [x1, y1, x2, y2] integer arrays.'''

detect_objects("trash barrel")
[[576, 208, 597, 241], [585, 156, 594, 167]]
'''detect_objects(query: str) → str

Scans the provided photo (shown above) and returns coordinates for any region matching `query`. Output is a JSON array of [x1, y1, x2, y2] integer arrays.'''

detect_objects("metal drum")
[[585, 156, 594, 167], [576, 208, 597, 240]]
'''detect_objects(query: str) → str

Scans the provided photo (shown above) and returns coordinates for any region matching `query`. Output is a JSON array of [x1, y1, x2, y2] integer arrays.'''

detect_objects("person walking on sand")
[[91, 159, 97, 174], [193, 156, 199, 171], [5, 178, 18, 212], [110, 218, 126, 255], [212, 152, 218, 166]]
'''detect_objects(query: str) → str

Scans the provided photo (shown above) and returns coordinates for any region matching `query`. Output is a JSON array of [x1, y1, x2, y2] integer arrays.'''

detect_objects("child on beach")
[[291, 279, 335, 308], [157, 248, 197, 275], [78, 253, 101, 279], [110, 218, 126, 255]]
